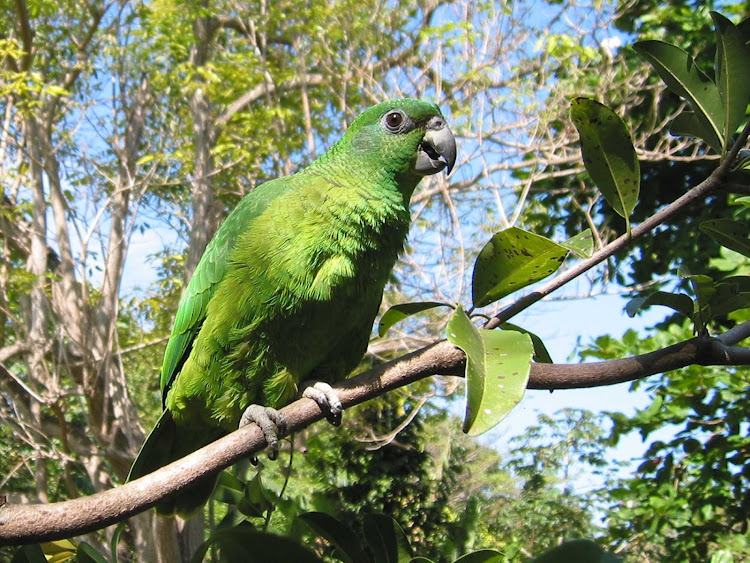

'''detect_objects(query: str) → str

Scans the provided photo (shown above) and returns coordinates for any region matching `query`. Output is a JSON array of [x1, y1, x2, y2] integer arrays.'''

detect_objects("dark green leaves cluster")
[[627, 196, 750, 332], [634, 12, 750, 156], [586, 323, 750, 560], [299, 512, 502, 563]]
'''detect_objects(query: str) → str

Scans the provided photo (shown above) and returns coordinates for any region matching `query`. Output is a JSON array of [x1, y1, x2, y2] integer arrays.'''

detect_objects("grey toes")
[[239, 404, 287, 460], [302, 382, 343, 426]]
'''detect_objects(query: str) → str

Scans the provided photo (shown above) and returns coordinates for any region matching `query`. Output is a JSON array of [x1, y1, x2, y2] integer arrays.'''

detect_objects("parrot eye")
[[383, 110, 406, 132]]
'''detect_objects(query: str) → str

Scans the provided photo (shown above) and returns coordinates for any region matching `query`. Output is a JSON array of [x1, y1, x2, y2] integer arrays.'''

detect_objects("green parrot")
[[128, 98, 456, 516]]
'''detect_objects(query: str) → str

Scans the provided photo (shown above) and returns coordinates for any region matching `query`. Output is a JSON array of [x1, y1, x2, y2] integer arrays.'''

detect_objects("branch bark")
[[2, 327, 749, 546]]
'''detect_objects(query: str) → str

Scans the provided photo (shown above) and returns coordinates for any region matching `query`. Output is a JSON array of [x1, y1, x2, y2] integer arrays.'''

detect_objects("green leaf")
[[739, 17, 750, 42], [472, 227, 568, 308], [720, 275, 750, 292], [213, 470, 246, 505], [501, 323, 553, 363], [560, 229, 594, 259], [625, 291, 694, 319], [678, 270, 717, 330], [298, 512, 370, 563], [709, 280, 750, 317], [700, 218, 750, 258], [192, 525, 322, 563], [40, 539, 77, 561], [362, 514, 413, 563], [531, 539, 622, 562], [447, 306, 532, 436], [711, 549, 735, 563], [11, 545, 47, 563], [110, 522, 126, 563], [711, 11, 750, 148], [670, 111, 723, 150], [216, 508, 249, 530], [76, 543, 109, 563], [681, 272, 717, 305], [634, 40, 724, 152], [453, 550, 504, 563], [238, 472, 274, 518], [570, 98, 640, 229], [135, 153, 157, 166], [378, 302, 451, 337]]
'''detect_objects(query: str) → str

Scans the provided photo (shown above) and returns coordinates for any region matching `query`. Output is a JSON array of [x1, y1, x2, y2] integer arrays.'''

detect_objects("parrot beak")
[[415, 116, 457, 176]]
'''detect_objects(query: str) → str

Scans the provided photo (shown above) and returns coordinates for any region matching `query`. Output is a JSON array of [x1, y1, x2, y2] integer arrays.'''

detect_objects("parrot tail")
[[127, 410, 223, 517]]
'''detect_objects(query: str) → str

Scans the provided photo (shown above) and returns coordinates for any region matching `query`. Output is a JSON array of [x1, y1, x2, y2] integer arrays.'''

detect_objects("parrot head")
[[336, 98, 457, 179]]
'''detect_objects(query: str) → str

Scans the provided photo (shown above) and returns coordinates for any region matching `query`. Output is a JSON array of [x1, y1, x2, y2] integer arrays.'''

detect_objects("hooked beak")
[[415, 115, 457, 176]]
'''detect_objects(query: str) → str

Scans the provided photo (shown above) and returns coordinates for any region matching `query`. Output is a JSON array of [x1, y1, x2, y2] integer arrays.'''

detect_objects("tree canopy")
[[1, 0, 750, 561]]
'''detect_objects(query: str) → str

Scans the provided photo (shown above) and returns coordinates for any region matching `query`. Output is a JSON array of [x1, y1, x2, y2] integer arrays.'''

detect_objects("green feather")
[[129, 98, 454, 517]]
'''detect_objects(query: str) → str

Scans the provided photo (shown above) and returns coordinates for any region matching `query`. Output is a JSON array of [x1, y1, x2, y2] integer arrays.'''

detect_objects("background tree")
[[2, 0, 750, 562]]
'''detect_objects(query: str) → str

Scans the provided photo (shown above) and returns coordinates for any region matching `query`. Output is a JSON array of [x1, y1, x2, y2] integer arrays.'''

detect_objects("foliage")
[[2, 0, 750, 561], [580, 319, 750, 560]]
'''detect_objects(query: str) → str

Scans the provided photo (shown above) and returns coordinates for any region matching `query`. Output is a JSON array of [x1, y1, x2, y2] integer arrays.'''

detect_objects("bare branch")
[[215, 73, 327, 131]]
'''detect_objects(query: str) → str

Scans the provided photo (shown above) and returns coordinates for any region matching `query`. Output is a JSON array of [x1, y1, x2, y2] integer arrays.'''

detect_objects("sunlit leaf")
[[560, 229, 594, 259], [710, 549, 735, 563], [40, 540, 77, 563], [472, 227, 568, 308], [447, 306, 532, 436], [634, 40, 724, 152]]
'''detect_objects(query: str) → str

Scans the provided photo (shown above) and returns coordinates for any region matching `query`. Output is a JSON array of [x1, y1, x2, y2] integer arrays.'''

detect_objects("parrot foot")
[[302, 382, 343, 426], [239, 405, 287, 461]]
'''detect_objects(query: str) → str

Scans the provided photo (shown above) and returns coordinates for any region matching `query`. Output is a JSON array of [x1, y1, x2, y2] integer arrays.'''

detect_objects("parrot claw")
[[302, 382, 343, 426], [239, 405, 287, 460]]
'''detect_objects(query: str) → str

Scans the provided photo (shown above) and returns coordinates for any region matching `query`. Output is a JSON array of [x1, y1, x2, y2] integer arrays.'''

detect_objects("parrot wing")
[[159, 179, 294, 403]]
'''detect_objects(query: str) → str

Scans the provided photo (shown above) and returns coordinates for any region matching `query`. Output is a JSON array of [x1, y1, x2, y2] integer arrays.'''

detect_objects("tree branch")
[[529, 335, 750, 390], [215, 74, 327, 132], [3, 329, 750, 545], [485, 120, 750, 329]]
